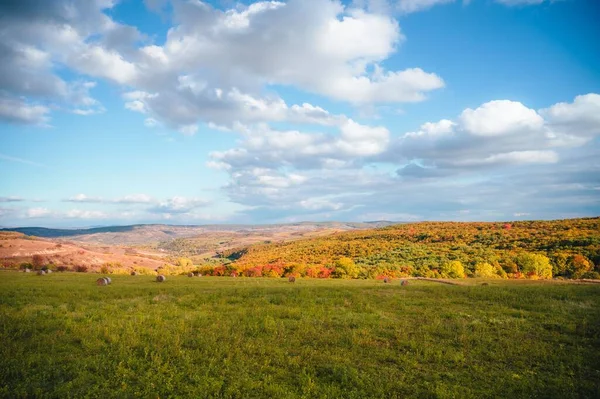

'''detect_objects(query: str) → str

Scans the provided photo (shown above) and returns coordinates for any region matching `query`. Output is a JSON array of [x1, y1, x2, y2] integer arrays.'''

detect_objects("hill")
[[1, 221, 396, 245], [221, 218, 600, 279], [0, 231, 169, 273]]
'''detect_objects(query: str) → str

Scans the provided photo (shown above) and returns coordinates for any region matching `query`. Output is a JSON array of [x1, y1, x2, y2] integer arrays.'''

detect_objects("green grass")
[[1, 273, 599, 398]]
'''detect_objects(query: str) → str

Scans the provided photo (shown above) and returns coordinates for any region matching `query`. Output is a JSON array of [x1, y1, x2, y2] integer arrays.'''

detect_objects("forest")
[[197, 218, 600, 280]]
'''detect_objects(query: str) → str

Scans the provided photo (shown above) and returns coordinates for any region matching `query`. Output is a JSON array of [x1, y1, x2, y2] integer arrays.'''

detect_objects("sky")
[[1, 0, 599, 228]]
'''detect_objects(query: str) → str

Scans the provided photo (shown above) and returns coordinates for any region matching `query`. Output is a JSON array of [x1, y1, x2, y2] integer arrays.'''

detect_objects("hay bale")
[[96, 277, 108, 286], [24, 268, 31, 273], [400, 280, 409, 286], [104, 277, 112, 284], [36, 270, 46, 275], [156, 275, 166, 283], [46, 270, 53, 274], [188, 272, 194, 277], [288, 276, 296, 283], [481, 282, 489, 286], [131, 271, 138, 276], [383, 277, 390, 283]]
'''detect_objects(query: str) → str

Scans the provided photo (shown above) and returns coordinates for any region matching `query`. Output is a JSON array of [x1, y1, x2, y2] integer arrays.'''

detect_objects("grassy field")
[[1, 273, 599, 398]]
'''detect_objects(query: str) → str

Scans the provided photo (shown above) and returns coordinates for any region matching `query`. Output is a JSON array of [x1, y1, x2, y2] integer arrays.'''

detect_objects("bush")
[[74, 265, 88, 273], [20, 263, 34, 270], [581, 271, 600, 280]]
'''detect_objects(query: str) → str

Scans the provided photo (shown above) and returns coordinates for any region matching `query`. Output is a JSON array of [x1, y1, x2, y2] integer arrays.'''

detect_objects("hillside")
[[1, 221, 396, 245], [0, 232, 169, 273], [222, 218, 600, 279], [0, 222, 397, 273]]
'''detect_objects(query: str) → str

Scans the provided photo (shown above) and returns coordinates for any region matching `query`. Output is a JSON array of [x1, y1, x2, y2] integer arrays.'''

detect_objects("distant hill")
[[0, 221, 397, 245]]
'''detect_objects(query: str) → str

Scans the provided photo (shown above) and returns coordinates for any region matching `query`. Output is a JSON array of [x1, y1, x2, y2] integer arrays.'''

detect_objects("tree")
[[550, 252, 569, 277], [516, 253, 552, 279], [32, 254, 45, 270], [567, 255, 592, 279], [441, 261, 465, 278], [474, 262, 498, 278], [331, 257, 359, 279]]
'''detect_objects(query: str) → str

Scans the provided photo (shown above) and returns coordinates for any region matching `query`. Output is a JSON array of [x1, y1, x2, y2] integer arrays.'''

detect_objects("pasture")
[[1, 273, 599, 398]]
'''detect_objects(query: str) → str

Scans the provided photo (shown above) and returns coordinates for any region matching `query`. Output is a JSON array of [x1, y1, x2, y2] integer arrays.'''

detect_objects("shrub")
[[74, 265, 88, 273], [20, 263, 34, 270], [581, 271, 600, 280], [318, 267, 332, 279]]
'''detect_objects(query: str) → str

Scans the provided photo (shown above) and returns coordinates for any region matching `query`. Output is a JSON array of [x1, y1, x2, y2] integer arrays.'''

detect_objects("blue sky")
[[1, 0, 599, 227]]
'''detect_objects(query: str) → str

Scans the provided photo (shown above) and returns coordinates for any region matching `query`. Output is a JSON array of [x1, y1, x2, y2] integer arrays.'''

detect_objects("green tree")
[[516, 253, 552, 279], [331, 257, 360, 279], [550, 252, 569, 276], [474, 262, 498, 278], [441, 261, 465, 278]]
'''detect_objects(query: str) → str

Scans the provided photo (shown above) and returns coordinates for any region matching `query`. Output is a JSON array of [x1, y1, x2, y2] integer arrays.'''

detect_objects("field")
[[1, 273, 599, 398]]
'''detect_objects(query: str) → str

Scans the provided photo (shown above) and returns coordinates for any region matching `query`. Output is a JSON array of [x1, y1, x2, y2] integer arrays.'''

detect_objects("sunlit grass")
[[1, 272, 599, 398]]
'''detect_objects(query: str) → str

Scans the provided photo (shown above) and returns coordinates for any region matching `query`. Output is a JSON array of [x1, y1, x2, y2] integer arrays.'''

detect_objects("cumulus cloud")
[[26, 207, 53, 218], [64, 194, 104, 203], [210, 118, 390, 173], [0, 0, 445, 128], [65, 209, 108, 219], [541, 93, 600, 138], [459, 100, 544, 137], [148, 196, 210, 214], [0, 0, 119, 123], [113, 194, 154, 204], [394, 0, 455, 14], [210, 93, 600, 222], [61, 193, 207, 210], [0, 97, 50, 125]]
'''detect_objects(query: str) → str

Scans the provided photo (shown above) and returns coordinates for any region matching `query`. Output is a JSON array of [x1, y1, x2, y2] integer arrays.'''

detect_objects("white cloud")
[[541, 93, 600, 138], [454, 150, 559, 166], [395, 0, 455, 14], [65, 194, 104, 203], [208, 93, 600, 222], [299, 198, 344, 211], [209, 118, 390, 172], [148, 196, 210, 214], [113, 194, 154, 204], [65, 209, 108, 219], [459, 100, 544, 136], [0, 97, 50, 125], [0, 0, 446, 130], [26, 208, 52, 218], [495, 0, 546, 6]]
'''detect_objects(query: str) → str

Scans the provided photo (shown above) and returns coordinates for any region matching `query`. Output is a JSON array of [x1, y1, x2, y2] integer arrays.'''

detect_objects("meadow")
[[1, 272, 599, 398]]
